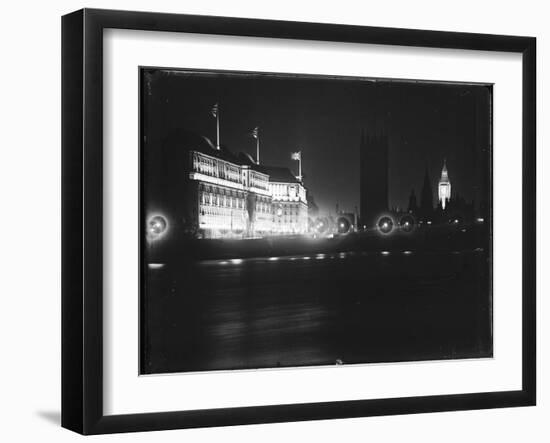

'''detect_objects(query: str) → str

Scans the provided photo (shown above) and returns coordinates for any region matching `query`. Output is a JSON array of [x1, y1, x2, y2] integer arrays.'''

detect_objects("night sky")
[[143, 69, 491, 214]]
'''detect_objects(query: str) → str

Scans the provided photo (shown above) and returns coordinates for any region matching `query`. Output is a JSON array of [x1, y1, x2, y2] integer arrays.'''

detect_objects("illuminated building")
[[258, 166, 308, 235], [149, 130, 308, 239], [191, 150, 272, 238], [438, 159, 452, 210]]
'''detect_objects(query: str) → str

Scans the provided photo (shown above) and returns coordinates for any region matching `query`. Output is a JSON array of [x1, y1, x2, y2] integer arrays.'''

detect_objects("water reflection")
[[142, 250, 492, 374]]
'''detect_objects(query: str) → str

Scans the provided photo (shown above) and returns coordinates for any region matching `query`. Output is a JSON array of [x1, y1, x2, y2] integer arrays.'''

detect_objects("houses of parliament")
[[359, 131, 485, 230]]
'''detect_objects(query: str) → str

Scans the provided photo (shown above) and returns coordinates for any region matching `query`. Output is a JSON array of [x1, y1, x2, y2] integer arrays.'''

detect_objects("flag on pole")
[[291, 151, 301, 161], [211, 103, 219, 118], [251, 126, 259, 139]]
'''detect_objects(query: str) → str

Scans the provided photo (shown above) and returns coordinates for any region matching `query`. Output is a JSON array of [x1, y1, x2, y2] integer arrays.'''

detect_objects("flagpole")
[[216, 108, 220, 150], [251, 127, 260, 164], [298, 151, 302, 182]]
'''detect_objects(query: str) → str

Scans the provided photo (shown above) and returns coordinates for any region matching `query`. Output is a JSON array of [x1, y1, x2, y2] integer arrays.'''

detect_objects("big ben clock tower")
[[438, 159, 451, 210]]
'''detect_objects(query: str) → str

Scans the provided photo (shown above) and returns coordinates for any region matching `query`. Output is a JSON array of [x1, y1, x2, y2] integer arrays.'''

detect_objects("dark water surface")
[[142, 250, 492, 374]]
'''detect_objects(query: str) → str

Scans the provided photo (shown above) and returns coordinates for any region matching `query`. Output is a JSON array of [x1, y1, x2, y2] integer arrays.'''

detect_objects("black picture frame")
[[62, 8, 536, 435]]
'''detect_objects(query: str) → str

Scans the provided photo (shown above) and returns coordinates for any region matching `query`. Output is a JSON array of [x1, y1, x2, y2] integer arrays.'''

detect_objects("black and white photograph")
[[140, 68, 493, 375], [1, 0, 544, 439]]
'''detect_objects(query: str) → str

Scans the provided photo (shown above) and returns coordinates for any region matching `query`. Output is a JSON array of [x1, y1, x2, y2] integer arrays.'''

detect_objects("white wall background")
[[0, 0, 546, 441]]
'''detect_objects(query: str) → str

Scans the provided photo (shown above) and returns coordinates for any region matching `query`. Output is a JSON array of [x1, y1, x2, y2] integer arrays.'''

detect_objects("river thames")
[[142, 247, 492, 374]]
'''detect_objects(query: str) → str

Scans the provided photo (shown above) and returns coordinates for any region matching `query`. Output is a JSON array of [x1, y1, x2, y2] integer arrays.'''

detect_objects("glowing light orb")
[[377, 216, 394, 235], [147, 215, 168, 240], [449, 215, 462, 226], [336, 217, 351, 234], [399, 215, 415, 233], [316, 217, 329, 234]]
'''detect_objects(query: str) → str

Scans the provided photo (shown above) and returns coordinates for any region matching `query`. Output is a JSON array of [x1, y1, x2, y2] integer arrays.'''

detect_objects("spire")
[[408, 188, 418, 213], [419, 167, 434, 220], [440, 158, 449, 181], [420, 168, 433, 210], [423, 168, 431, 190]]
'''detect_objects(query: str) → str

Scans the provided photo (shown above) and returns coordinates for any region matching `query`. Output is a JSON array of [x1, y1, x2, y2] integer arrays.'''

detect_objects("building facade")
[[189, 148, 307, 239], [262, 167, 308, 235]]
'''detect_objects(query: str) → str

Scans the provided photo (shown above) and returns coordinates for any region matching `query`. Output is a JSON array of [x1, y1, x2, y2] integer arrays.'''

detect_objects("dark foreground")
[[141, 247, 492, 374]]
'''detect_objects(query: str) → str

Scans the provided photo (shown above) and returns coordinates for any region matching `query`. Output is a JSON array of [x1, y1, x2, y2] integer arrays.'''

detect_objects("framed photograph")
[[62, 8, 536, 434]]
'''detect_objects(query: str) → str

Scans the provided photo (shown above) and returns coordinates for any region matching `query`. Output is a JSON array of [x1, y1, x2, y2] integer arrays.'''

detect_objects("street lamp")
[[147, 214, 168, 241], [377, 216, 394, 235], [399, 215, 415, 233]]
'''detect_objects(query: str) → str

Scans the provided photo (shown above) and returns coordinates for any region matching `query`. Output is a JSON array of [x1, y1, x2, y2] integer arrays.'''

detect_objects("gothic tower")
[[420, 167, 434, 220], [438, 159, 451, 210], [407, 189, 418, 214], [359, 131, 389, 229]]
